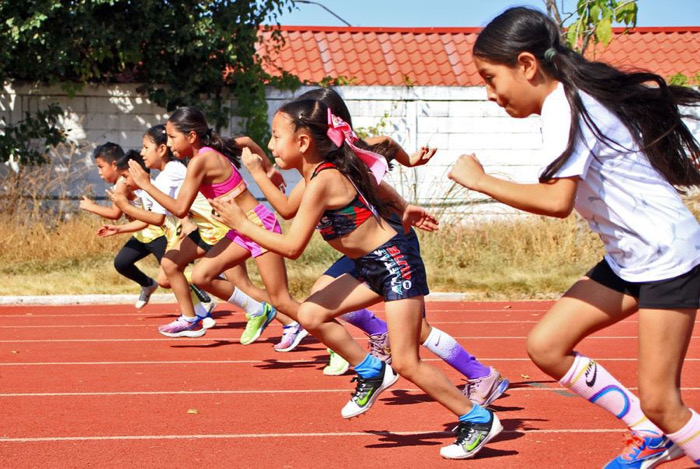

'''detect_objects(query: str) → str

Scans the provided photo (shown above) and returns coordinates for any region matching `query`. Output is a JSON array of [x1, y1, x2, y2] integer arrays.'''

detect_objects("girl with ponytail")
[[449, 7, 700, 467]]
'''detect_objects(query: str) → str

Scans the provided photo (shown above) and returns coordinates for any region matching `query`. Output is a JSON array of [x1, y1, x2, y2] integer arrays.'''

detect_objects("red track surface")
[[1, 301, 697, 468]]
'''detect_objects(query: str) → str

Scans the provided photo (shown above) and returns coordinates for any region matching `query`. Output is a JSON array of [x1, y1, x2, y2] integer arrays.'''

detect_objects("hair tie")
[[327, 108, 388, 184], [544, 47, 558, 63]]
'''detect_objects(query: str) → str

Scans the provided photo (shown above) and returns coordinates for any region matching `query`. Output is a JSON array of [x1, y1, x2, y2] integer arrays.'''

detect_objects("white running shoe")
[[135, 282, 158, 309], [341, 362, 398, 418]]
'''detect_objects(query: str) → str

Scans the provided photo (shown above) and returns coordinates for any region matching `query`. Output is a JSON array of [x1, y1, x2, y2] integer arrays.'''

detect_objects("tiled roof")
[[257, 26, 700, 86]]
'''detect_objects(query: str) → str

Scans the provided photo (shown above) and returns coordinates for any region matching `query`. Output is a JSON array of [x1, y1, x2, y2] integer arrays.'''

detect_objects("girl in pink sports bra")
[[128, 106, 302, 344]]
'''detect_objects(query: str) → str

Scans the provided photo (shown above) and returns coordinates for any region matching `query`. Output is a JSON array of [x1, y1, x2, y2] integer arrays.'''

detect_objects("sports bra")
[[311, 162, 376, 241], [196, 146, 247, 200]]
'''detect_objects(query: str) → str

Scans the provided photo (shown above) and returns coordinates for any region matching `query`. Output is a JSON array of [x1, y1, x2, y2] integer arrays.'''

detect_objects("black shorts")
[[352, 234, 429, 301], [187, 229, 215, 252], [586, 259, 700, 309], [324, 214, 419, 279]]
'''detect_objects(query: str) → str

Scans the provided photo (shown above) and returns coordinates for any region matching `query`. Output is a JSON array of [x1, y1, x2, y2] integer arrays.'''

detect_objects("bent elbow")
[[285, 246, 304, 260], [172, 208, 189, 219], [550, 201, 575, 219]]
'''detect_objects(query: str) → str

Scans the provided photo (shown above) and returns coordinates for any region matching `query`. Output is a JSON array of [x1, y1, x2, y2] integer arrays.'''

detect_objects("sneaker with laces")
[[135, 281, 158, 309], [158, 315, 206, 338], [603, 430, 684, 468], [240, 302, 277, 345], [440, 410, 503, 459], [341, 362, 398, 418], [368, 332, 392, 364], [323, 349, 350, 376], [274, 322, 309, 352], [463, 367, 510, 407], [197, 299, 217, 329]]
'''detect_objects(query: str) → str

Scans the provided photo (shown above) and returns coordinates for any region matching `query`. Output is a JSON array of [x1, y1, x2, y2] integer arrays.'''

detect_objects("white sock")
[[228, 287, 263, 317]]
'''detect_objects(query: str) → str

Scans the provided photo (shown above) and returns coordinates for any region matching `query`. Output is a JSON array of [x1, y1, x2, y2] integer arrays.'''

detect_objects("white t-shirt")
[[540, 83, 700, 282]]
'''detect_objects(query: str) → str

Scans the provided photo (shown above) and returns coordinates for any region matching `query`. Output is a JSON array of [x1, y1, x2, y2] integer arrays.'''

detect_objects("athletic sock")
[[183, 315, 198, 323], [667, 409, 700, 464], [190, 290, 208, 318], [353, 353, 383, 379], [341, 308, 387, 336], [228, 287, 263, 318], [423, 327, 490, 379], [459, 403, 491, 424], [559, 353, 661, 435]]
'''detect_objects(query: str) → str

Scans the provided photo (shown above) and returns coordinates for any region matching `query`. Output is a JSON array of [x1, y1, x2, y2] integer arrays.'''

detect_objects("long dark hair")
[[278, 98, 394, 219], [295, 87, 396, 168], [474, 7, 700, 186], [167, 106, 242, 168], [117, 149, 149, 173], [145, 124, 176, 162]]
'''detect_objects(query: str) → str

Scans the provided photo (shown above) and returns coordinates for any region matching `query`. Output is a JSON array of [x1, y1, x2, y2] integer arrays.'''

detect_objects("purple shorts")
[[225, 203, 281, 258]]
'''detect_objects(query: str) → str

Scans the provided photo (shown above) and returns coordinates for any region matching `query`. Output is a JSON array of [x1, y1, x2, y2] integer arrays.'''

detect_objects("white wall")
[[2, 83, 698, 221]]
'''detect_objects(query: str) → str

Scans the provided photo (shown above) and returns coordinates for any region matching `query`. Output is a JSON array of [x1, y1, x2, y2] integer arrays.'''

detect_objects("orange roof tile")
[[258, 26, 700, 86]]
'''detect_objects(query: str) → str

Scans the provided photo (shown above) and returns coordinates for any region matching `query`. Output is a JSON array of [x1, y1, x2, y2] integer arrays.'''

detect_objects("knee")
[[160, 258, 179, 277], [156, 272, 170, 289], [190, 266, 215, 289], [297, 304, 325, 332], [526, 328, 566, 373], [113, 257, 129, 275], [638, 382, 680, 424], [390, 354, 420, 379]]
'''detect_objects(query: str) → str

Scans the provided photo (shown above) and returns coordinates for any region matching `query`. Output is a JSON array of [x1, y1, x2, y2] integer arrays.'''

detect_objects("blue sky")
[[274, 0, 699, 27]]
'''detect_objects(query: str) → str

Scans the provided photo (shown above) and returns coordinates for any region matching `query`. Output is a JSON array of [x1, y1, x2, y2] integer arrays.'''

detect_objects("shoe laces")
[[620, 432, 645, 458], [453, 421, 477, 445], [350, 375, 374, 399], [368, 333, 388, 354]]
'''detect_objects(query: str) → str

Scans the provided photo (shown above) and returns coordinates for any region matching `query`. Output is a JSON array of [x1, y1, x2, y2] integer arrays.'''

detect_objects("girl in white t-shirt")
[[448, 7, 700, 468], [107, 125, 283, 339]]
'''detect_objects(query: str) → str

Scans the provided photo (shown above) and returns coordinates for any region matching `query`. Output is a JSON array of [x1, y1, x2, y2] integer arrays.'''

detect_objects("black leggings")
[[114, 236, 167, 287]]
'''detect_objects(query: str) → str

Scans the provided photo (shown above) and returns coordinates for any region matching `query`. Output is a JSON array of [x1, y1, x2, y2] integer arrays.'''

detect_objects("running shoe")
[[463, 367, 510, 407], [197, 299, 217, 329], [341, 362, 398, 418], [240, 302, 277, 345], [323, 349, 350, 376], [158, 315, 206, 338], [368, 332, 392, 364], [440, 410, 503, 459], [603, 430, 684, 468], [135, 281, 158, 309], [273, 321, 309, 352]]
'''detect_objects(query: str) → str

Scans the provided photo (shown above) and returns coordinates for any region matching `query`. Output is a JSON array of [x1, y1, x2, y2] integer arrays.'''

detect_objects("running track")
[[1, 301, 697, 468]]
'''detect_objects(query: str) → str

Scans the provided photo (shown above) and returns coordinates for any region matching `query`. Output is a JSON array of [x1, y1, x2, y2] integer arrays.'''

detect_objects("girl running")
[[128, 109, 305, 347], [102, 126, 219, 329], [449, 7, 700, 467], [210, 97, 503, 460], [80, 144, 164, 309], [245, 86, 509, 406]]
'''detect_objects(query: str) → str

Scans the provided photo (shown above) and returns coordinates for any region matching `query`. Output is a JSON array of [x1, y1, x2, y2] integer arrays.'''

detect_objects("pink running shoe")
[[273, 322, 309, 352], [463, 367, 509, 406], [158, 316, 206, 338], [368, 332, 392, 364]]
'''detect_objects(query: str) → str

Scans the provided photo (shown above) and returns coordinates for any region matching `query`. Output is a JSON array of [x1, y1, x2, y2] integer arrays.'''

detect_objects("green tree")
[[545, 0, 638, 54], [0, 0, 298, 164]]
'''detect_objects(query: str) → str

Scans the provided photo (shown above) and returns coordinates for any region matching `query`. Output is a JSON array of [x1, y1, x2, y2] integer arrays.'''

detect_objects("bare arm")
[[128, 159, 203, 219], [365, 136, 437, 167], [241, 147, 304, 219], [235, 136, 286, 192], [97, 219, 149, 237], [108, 189, 166, 226], [210, 179, 327, 259], [448, 154, 578, 218]]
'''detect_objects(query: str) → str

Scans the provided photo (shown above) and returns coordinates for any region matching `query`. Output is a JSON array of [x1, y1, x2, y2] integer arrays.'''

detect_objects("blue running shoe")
[[604, 430, 684, 468]]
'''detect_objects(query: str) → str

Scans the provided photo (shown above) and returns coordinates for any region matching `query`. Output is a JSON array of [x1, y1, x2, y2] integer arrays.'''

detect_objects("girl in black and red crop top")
[[209, 98, 501, 460]]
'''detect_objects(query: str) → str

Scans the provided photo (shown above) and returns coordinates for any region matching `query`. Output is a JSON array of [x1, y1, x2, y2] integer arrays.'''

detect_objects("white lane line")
[[1, 387, 698, 398], [2, 357, 700, 366], [2, 335, 699, 343], [0, 428, 636, 443], [0, 321, 543, 328]]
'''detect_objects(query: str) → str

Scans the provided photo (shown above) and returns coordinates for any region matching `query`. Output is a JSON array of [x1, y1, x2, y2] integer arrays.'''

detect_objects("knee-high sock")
[[667, 409, 700, 464], [341, 308, 387, 336], [423, 327, 490, 379], [559, 353, 661, 434], [228, 288, 263, 317], [190, 290, 209, 318]]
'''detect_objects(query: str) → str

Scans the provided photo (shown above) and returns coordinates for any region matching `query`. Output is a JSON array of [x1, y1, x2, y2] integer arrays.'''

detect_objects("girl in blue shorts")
[[210, 97, 503, 460]]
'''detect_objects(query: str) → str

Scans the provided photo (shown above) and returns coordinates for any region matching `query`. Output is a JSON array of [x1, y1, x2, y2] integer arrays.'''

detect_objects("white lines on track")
[[2, 387, 698, 398], [3, 357, 700, 367], [0, 428, 639, 443], [3, 335, 700, 343]]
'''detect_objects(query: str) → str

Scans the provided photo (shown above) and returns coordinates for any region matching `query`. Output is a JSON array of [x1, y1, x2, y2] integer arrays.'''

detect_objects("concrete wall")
[[2, 83, 698, 221]]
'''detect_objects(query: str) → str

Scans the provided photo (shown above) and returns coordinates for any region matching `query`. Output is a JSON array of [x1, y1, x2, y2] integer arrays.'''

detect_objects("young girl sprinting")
[[244, 86, 509, 406], [128, 108, 304, 347], [210, 98, 502, 460], [449, 7, 700, 468]]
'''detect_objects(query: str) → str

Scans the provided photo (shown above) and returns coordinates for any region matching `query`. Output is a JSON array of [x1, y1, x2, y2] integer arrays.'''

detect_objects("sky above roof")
[[273, 0, 700, 28]]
